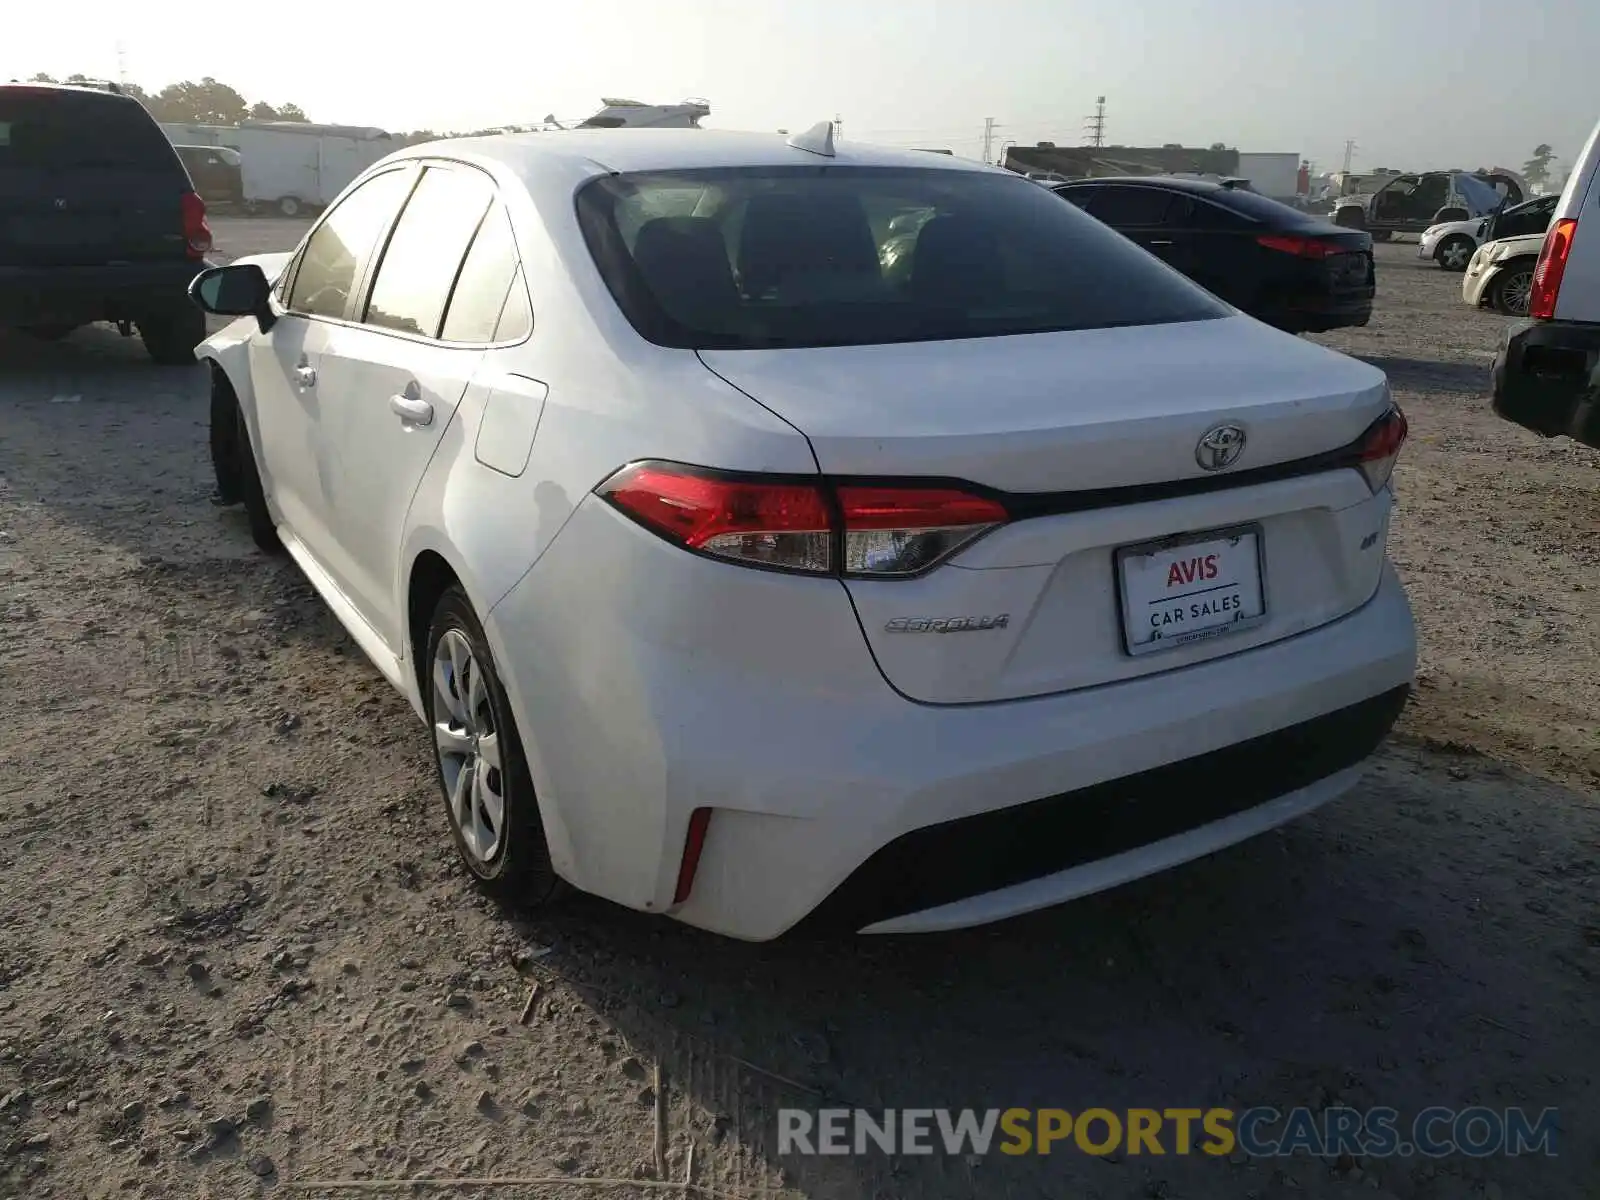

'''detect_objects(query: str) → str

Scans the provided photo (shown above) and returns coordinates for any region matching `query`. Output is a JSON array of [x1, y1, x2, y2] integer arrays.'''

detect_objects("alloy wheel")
[[1440, 240, 1473, 270], [431, 628, 505, 864], [1500, 270, 1533, 317]]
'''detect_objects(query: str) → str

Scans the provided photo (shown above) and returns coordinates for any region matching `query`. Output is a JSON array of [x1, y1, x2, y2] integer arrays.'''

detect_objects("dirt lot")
[[0, 230, 1596, 1200]]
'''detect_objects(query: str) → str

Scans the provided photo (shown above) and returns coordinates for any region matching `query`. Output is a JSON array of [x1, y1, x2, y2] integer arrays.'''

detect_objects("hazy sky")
[[6, 0, 1595, 179]]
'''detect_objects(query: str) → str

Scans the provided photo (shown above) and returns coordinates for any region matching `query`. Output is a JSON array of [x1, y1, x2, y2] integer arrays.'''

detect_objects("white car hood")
[[1483, 233, 1546, 262]]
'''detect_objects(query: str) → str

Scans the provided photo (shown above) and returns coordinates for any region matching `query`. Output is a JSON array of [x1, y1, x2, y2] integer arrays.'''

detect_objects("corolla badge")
[[884, 615, 1010, 634], [1195, 424, 1247, 471]]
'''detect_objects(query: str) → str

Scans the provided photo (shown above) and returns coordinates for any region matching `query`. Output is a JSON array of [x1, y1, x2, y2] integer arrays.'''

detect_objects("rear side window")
[[576, 165, 1227, 350], [0, 88, 180, 173], [364, 166, 494, 337], [440, 200, 525, 343], [288, 168, 413, 320], [1187, 199, 1254, 231], [1087, 186, 1184, 226]]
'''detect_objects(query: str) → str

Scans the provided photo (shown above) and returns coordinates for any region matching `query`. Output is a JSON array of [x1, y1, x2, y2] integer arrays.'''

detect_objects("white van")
[[1491, 116, 1600, 448]]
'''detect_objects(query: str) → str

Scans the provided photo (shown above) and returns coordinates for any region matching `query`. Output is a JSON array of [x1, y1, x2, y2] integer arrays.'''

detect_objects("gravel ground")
[[0, 231, 1596, 1200]]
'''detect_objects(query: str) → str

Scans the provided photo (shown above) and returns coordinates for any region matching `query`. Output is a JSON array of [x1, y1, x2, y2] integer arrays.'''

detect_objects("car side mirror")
[[189, 263, 276, 332]]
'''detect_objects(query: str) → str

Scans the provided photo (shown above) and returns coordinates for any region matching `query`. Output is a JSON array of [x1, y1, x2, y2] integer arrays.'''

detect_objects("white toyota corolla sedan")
[[190, 124, 1417, 941]]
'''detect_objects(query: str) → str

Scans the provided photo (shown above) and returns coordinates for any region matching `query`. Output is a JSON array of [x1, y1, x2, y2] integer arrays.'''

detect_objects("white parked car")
[[1463, 233, 1546, 316], [1418, 217, 1485, 271], [189, 125, 1417, 941], [1419, 193, 1559, 272], [1491, 114, 1600, 450]]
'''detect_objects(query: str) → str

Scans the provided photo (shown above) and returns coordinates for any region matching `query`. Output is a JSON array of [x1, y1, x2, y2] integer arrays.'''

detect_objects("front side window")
[[364, 165, 494, 337], [576, 165, 1227, 351], [287, 168, 413, 320]]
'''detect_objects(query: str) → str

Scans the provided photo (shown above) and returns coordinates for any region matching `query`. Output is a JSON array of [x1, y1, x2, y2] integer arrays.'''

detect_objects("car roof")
[[389, 128, 1003, 178], [1053, 174, 1246, 196], [0, 81, 138, 102]]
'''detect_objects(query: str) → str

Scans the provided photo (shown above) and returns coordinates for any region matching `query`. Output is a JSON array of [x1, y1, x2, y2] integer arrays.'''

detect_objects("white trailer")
[[230, 123, 393, 216], [1235, 152, 1302, 201], [161, 121, 394, 216]]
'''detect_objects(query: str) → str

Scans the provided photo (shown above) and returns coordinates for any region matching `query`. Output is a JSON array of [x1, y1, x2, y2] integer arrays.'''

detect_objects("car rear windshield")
[[575, 165, 1229, 350], [0, 88, 182, 173], [1203, 186, 1323, 225]]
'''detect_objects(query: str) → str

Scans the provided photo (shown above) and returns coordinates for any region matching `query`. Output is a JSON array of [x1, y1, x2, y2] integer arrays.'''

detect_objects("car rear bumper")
[[0, 258, 205, 327], [1270, 288, 1375, 333], [490, 497, 1417, 941], [1490, 317, 1600, 449]]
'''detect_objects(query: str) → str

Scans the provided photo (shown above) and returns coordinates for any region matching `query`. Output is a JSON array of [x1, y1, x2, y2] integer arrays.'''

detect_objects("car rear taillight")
[[1528, 217, 1577, 320], [596, 462, 1008, 578], [1256, 234, 1346, 260], [1353, 404, 1408, 492], [181, 191, 212, 258]]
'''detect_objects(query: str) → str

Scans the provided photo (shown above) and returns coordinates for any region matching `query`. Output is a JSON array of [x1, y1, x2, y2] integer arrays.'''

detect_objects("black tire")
[[1434, 234, 1476, 272], [277, 196, 302, 218], [220, 396, 282, 553], [138, 306, 207, 366], [1370, 230, 1393, 243], [1334, 207, 1366, 230], [209, 370, 243, 505], [1490, 260, 1536, 317], [425, 585, 564, 905]]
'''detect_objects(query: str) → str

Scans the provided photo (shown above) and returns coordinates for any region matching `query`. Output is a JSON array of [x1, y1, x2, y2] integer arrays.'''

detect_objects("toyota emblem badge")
[[1195, 424, 1246, 472]]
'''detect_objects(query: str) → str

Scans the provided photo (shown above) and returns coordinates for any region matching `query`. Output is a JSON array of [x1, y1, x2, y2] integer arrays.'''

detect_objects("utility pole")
[[1341, 139, 1357, 173], [833, 113, 843, 141], [115, 40, 129, 87], [982, 117, 996, 164], [1083, 96, 1106, 148]]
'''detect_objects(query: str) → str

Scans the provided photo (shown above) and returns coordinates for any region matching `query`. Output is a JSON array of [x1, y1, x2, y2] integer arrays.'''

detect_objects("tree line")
[[25, 72, 309, 126], [24, 72, 541, 145]]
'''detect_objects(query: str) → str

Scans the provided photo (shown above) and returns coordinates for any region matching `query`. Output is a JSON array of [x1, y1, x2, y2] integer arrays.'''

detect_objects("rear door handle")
[[389, 392, 434, 427], [1149, 239, 1175, 246], [294, 365, 317, 387]]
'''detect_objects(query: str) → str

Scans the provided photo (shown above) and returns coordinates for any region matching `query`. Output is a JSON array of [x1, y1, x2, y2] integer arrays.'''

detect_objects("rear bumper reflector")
[[673, 808, 713, 905]]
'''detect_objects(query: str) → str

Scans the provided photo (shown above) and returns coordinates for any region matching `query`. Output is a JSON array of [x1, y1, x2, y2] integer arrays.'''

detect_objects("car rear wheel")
[[425, 586, 564, 905], [1435, 234, 1475, 272], [1334, 207, 1365, 230], [1370, 230, 1392, 242], [1490, 262, 1536, 317], [138, 306, 206, 366], [277, 196, 302, 218]]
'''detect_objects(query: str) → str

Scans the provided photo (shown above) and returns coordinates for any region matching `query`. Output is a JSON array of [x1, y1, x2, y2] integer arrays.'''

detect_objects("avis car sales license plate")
[[1116, 525, 1266, 656]]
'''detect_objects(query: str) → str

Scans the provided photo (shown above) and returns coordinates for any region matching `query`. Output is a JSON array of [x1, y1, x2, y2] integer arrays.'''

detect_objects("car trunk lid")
[[699, 314, 1399, 704]]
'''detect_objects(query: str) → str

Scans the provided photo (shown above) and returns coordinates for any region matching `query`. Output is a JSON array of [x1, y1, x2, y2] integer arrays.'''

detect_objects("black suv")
[[0, 81, 212, 363]]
